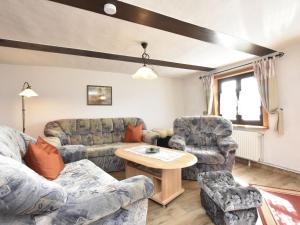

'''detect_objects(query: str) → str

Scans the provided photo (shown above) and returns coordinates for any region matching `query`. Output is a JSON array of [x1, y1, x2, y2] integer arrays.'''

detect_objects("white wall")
[[262, 42, 300, 173], [182, 42, 300, 173], [0, 64, 184, 137], [182, 73, 206, 116]]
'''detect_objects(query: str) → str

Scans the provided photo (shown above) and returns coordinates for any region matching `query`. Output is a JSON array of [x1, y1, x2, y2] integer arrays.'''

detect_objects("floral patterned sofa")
[[0, 126, 154, 225], [44, 118, 159, 172], [169, 116, 237, 180]]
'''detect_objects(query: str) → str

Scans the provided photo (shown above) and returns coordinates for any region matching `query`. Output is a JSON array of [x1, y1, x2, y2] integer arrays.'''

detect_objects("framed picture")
[[87, 85, 112, 105]]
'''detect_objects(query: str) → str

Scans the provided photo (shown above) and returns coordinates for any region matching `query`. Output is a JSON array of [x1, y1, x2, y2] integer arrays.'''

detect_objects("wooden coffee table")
[[115, 145, 197, 206]]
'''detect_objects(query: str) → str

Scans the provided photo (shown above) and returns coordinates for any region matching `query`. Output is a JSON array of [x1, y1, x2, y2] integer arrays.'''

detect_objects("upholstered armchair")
[[169, 116, 237, 180]]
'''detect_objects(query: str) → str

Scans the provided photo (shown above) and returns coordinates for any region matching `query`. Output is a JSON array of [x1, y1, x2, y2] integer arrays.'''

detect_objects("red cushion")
[[23, 137, 64, 180], [124, 123, 143, 142]]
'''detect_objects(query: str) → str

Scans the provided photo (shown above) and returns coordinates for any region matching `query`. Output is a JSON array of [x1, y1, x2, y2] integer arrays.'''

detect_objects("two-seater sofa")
[[0, 126, 154, 225], [44, 117, 159, 172]]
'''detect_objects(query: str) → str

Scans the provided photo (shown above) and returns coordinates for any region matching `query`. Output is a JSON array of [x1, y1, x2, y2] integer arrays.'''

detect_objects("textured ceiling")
[[0, 46, 199, 78], [123, 0, 300, 50], [0, 0, 299, 77]]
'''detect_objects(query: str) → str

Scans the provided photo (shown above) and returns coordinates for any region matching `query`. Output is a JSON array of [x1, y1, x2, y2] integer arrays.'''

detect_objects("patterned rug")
[[253, 185, 300, 225]]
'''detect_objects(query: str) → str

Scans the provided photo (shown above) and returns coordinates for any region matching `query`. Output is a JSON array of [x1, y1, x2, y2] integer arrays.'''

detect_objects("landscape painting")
[[87, 85, 112, 105]]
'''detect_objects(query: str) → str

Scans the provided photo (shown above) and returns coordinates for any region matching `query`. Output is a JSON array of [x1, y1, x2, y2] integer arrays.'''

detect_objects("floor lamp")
[[19, 82, 38, 133]]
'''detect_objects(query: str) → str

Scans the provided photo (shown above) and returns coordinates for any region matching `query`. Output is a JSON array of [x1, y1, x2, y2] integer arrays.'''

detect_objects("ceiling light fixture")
[[104, 0, 117, 15], [132, 42, 158, 80]]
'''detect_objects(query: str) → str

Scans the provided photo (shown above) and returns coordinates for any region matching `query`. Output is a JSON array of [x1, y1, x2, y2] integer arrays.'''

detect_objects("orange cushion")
[[23, 137, 65, 180], [124, 123, 143, 142]]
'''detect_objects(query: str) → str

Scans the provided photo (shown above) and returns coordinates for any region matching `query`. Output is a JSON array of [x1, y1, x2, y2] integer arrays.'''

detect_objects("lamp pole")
[[19, 82, 38, 133], [22, 95, 25, 133]]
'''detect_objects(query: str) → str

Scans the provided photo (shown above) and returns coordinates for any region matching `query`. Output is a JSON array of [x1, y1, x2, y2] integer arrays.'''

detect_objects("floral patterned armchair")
[[169, 116, 237, 180]]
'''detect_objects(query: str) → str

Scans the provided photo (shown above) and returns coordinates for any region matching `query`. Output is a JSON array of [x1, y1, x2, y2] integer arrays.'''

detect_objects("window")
[[217, 71, 264, 126]]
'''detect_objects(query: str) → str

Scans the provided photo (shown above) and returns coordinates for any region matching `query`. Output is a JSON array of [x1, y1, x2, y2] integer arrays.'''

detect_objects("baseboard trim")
[[235, 157, 300, 179]]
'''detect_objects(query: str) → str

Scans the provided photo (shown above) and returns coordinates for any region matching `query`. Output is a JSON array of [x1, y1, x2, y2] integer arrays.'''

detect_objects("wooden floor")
[[111, 162, 300, 225]]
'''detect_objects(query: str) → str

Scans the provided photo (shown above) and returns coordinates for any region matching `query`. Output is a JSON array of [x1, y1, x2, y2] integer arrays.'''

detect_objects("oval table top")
[[115, 144, 197, 170]]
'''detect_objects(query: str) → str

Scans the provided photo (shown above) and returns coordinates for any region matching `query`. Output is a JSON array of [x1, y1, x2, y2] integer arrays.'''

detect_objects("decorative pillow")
[[24, 137, 64, 180], [0, 155, 67, 215], [124, 123, 143, 142]]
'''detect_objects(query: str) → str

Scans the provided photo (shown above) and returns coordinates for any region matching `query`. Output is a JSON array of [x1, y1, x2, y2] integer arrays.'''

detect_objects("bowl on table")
[[145, 147, 160, 154]]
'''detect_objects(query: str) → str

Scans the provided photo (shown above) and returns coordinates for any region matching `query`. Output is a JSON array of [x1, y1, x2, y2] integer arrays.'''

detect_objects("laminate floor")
[[111, 162, 300, 225]]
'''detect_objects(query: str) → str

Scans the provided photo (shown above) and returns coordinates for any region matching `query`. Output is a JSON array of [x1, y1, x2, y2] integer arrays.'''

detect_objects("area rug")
[[253, 185, 300, 225]]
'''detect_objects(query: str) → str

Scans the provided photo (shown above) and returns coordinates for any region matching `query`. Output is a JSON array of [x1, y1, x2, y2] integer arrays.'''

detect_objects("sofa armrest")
[[151, 128, 173, 138], [115, 175, 154, 206], [217, 136, 238, 154], [168, 135, 186, 150], [44, 122, 69, 145], [142, 130, 160, 145], [43, 137, 62, 148], [57, 145, 87, 163]]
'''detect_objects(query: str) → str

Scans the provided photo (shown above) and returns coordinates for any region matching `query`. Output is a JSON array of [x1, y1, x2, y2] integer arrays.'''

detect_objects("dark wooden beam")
[[49, 0, 276, 56], [0, 39, 213, 71]]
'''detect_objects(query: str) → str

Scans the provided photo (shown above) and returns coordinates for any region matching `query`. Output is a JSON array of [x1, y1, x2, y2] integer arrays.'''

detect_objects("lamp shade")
[[132, 66, 158, 80], [19, 88, 38, 97]]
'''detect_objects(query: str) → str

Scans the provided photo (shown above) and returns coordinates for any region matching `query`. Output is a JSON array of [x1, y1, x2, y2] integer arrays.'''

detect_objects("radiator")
[[232, 130, 263, 162]]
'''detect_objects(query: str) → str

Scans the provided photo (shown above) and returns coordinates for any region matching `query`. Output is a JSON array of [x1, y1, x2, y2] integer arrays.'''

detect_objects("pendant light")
[[132, 42, 158, 80]]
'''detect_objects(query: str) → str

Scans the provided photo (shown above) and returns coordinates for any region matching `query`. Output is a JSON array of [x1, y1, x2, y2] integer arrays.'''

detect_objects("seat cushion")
[[36, 160, 119, 224], [185, 146, 225, 164], [54, 159, 117, 191], [86, 143, 141, 158], [36, 159, 150, 225]]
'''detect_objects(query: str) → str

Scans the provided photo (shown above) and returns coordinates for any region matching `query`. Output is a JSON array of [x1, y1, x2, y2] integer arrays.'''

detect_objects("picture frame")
[[87, 85, 112, 105]]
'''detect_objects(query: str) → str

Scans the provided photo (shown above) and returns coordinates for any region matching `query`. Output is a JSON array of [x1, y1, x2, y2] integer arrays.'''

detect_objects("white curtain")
[[201, 74, 214, 115], [253, 56, 283, 134]]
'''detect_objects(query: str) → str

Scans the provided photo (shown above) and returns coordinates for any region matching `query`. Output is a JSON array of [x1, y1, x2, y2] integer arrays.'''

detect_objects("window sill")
[[233, 124, 268, 132]]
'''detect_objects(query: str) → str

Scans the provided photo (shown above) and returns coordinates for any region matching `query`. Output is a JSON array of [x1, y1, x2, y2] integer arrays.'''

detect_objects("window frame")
[[213, 68, 269, 128]]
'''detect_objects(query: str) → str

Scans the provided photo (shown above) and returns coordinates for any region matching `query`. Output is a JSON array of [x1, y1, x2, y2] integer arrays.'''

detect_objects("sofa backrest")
[[173, 116, 232, 146], [44, 118, 146, 145], [0, 126, 31, 162]]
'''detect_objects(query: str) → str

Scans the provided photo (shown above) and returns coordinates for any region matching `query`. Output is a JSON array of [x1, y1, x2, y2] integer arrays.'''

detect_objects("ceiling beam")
[[48, 0, 276, 56], [0, 39, 214, 71]]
